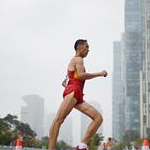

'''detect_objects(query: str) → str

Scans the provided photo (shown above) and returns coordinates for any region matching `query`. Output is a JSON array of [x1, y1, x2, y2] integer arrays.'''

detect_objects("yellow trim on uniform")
[[74, 71, 79, 79]]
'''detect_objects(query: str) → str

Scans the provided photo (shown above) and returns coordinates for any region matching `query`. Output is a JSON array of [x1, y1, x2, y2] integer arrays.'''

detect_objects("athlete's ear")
[[77, 44, 82, 50]]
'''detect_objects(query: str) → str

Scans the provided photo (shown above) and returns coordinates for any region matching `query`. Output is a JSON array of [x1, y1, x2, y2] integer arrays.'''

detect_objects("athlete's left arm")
[[75, 57, 108, 80]]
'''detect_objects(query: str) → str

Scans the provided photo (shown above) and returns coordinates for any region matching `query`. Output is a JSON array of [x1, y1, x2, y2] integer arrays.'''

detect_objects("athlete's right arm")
[[75, 57, 108, 80], [62, 75, 68, 88]]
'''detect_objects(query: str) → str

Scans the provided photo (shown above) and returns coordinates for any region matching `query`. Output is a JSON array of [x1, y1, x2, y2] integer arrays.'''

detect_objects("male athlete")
[[49, 39, 108, 150]]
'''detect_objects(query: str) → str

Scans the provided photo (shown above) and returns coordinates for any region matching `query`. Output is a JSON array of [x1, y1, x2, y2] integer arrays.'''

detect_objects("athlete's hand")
[[100, 70, 108, 77], [62, 80, 67, 88]]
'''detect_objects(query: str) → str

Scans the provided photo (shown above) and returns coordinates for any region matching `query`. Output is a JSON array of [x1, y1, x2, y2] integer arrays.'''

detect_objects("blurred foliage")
[[88, 133, 104, 150], [0, 114, 36, 146], [56, 140, 72, 150], [112, 130, 142, 150], [0, 114, 72, 149]]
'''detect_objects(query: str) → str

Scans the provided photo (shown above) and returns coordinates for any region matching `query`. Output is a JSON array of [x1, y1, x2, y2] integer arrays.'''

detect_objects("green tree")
[[56, 140, 72, 150], [40, 136, 49, 148], [88, 134, 104, 150], [15, 122, 36, 137], [0, 114, 37, 146], [0, 116, 15, 145], [0, 118, 10, 133], [3, 114, 18, 125]]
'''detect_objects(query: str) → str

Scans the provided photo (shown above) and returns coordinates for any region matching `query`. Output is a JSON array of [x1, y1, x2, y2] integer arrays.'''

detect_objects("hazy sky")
[[0, 0, 125, 139]]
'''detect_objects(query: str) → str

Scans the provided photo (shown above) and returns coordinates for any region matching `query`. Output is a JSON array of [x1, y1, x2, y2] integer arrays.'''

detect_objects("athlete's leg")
[[75, 102, 103, 144], [49, 92, 77, 149]]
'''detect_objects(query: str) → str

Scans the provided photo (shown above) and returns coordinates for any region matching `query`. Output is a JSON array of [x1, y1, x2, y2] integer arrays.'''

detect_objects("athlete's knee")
[[53, 117, 65, 126], [95, 113, 103, 126]]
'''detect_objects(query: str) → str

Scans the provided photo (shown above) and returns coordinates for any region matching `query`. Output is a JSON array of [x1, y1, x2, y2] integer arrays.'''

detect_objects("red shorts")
[[63, 84, 84, 104]]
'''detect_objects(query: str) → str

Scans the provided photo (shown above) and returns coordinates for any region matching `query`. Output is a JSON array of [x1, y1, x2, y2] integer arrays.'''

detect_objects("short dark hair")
[[74, 39, 87, 51]]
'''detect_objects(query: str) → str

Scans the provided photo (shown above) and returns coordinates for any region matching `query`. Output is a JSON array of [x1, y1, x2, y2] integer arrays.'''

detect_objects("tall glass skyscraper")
[[112, 41, 124, 140], [113, 0, 150, 140], [140, 0, 150, 138], [124, 0, 143, 134]]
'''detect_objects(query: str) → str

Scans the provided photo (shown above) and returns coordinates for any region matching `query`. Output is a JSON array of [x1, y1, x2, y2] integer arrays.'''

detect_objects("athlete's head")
[[74, 39, 89, 57]]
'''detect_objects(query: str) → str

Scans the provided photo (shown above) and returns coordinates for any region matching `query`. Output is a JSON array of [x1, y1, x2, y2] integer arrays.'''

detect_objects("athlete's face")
[[80, 42, 89, 57]]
